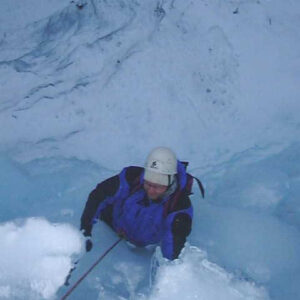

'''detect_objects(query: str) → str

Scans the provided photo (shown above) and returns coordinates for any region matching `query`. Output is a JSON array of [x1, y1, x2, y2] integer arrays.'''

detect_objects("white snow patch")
[[0, 218, 83, 299], [149, 246, 269, 300]]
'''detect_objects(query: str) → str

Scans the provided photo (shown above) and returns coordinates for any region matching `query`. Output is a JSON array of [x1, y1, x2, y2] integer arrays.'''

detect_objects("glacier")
[[0, 0, 299, 299]]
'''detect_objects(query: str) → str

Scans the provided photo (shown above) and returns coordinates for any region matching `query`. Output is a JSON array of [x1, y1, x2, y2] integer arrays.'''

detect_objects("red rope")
[[60, 237, 122, 300]]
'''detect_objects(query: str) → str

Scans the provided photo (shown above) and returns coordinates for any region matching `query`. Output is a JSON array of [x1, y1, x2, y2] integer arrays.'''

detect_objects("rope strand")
[[60, 237, 122, 300]]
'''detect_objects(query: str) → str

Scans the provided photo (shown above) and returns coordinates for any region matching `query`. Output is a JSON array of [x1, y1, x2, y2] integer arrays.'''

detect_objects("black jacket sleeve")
[[80, 175, 120, 237], [171, 212, 192, 259], [161, 193, 193, 259]]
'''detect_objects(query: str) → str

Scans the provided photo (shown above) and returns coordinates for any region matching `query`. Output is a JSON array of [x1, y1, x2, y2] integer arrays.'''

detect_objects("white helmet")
[[144, 147, 177, 186]]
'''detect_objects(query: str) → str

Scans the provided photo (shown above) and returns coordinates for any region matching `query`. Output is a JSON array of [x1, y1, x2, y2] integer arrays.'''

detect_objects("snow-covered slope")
[[0, 0, 299, 299]]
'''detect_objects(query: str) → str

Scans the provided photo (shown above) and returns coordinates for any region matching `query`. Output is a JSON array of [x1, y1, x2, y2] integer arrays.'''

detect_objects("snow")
[[0, 218, 82, 299], [149, 246, 268, 300], [0, 0, 300, 299]]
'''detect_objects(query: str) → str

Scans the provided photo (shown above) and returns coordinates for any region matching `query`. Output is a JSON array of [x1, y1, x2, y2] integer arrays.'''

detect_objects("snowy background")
[[0, 0, 299, 299]]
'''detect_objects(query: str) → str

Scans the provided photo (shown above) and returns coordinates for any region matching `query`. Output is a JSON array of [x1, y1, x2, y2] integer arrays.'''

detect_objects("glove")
[[85, 238, 93, 252]]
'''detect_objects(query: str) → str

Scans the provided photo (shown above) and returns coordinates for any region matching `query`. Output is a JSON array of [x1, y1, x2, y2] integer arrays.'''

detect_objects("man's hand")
[[85, 238, 93, 252]]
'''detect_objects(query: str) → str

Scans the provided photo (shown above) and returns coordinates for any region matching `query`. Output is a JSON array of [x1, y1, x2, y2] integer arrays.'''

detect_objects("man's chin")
[[148, 194, 158, 201]]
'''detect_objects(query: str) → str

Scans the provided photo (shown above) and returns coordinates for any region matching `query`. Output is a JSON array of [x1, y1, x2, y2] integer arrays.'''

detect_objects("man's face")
[[144, 180, 168, 200]]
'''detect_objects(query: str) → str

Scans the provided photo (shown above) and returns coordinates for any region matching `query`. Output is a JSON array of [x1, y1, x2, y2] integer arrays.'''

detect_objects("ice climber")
[[80, 147, 203, 260]]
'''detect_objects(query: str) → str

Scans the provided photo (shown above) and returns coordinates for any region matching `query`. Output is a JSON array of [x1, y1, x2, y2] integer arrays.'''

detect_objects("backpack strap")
[[163, 172, 193, 217], [192, 176, 205, 198], [180, 161, 204, 198]]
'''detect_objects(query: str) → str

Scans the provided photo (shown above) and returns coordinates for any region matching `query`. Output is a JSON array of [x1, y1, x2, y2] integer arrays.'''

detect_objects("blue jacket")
[[81, 161, 193, 260]]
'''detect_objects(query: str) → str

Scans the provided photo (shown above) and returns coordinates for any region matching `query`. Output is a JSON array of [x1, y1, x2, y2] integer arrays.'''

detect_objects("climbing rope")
[[60, 237, 123, 300]]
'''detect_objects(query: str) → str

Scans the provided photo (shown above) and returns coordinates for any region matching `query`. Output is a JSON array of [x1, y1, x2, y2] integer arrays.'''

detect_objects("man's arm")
[[161, 194, 193, 260], [80, 166, 144, 237], [80, 175, 120, 237]]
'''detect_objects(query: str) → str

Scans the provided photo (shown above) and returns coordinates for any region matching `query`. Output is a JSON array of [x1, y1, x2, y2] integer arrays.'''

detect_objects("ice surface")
[[193, 143, 300, 300], [1, 0, 299, 169], [0, 0, 300, 299]]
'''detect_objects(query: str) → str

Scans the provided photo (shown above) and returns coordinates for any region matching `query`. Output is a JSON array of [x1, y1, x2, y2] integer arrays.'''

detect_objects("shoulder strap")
[[179, 161, 205, 198], [192, 176, 205, 198]]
